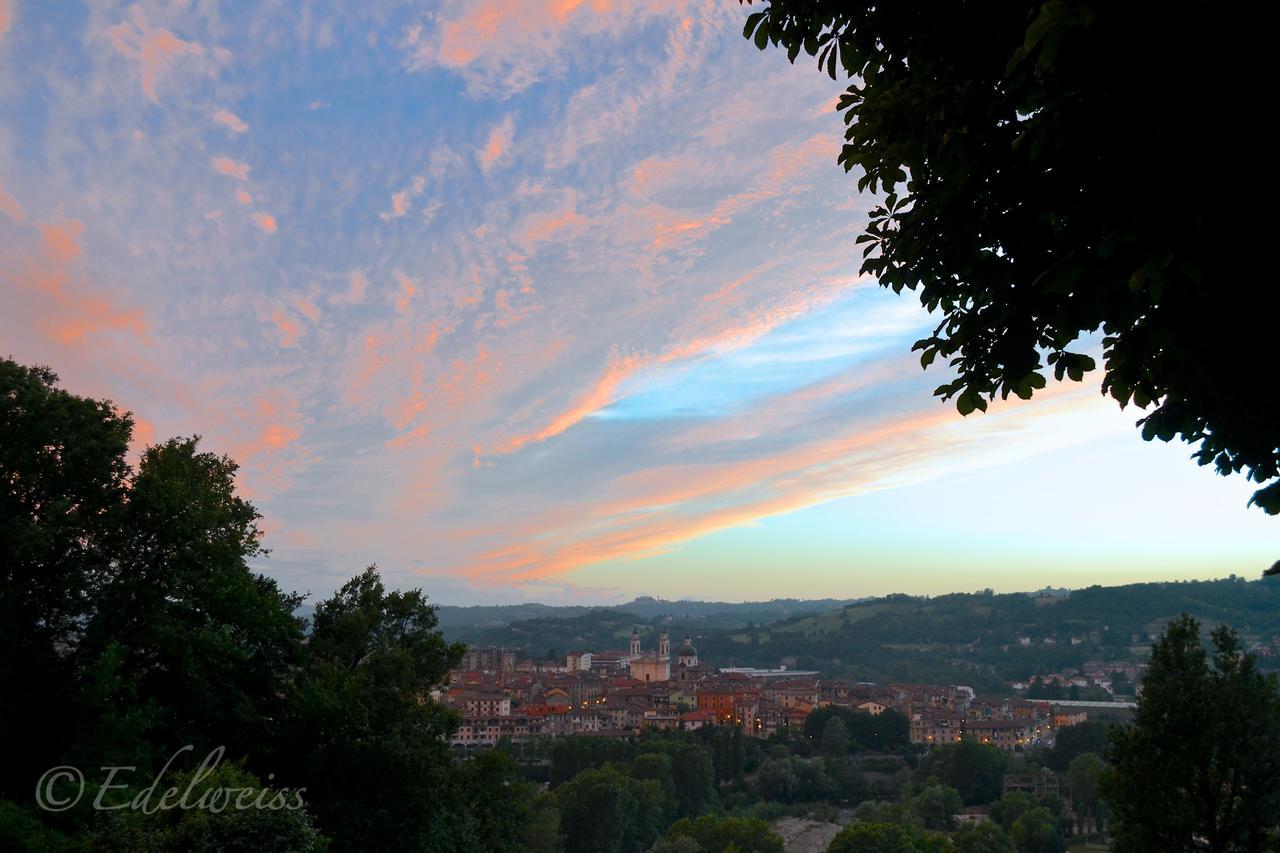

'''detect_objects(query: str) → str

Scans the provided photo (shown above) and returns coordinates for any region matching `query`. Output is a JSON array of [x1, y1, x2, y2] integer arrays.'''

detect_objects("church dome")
[[678, 641, 697, 657]]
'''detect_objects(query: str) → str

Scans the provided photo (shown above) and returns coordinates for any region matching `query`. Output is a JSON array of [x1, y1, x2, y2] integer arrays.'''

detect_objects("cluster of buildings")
[[1009, 658, 1145, 696], [439, 631, 1133, 750]]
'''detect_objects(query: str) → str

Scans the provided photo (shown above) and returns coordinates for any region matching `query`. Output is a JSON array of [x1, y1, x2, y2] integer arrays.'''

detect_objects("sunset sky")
[[1, 0, 1274, 605]]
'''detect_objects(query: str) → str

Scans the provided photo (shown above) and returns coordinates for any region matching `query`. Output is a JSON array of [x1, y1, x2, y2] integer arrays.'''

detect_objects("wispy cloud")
[[1, 0, 1264, 604]]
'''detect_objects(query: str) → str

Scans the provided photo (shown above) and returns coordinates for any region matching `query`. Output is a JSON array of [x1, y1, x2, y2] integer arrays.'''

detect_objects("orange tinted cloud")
[[520, 197, 586, 248], [478, 115, 515, 173], [235, 189, 252, 205], [331, 270, 369, 305], [392, 270, 417, 313], [491, 352, 643, 454], [40, 219, 85, 263], [0, 183, 22, 222], [270, 307, 301, 346], [0, 0, 11, 41], [104, 7, 203, 102], [211, 156, 251, 180], [489, 276, 857, 455], [290, 294, 320, 322], [213, 108, 249, 133], [471, 386, 1114, 582], [7, 218, 149, 348], [252, 211, 278, 234]]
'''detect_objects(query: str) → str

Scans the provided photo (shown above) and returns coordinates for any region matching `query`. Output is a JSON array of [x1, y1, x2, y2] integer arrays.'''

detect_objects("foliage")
[[87, 763, 325, 852], [1009, 806, 1066, 853], [0, 360, 527, 851], [953, 821, 1016, 853], [805, 706, 911, 752], [908, 784, 963, 831], [852, 800, 920, 828], [828, 821, 954, 853], [553, 765, 667, 853], [519, 792, 564, 853], [916, 742, 1007, 806], [1103, 615, 1280, 852], [821, 716, 850, 756], [740, 2, 1277, 512], [661, 814, 785, 853], [1044, 721, 1109, 772], [273, 566, 478, 850], [1065, 753, 1106, 834], [989, 792, 1036, 832]]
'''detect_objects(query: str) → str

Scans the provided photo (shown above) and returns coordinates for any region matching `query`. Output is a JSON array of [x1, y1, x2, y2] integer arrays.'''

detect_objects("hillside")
[[439, 596, 861, 653], [444, 578, 1280, 689], [696, 577, 1280, 688]]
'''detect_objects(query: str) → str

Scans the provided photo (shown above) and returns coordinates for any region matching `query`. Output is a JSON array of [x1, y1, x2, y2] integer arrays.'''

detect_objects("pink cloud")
[[252, 211, 277, 234], [487, 275, 859, 456], [40, 219, 85, 263], [520, 196, 586, 248], [269, 307, 301, 346], [235, 189, 253, 205], [392, 270, 417, 313], [330, 271, 369, 305], [407, 0, 683, 93], [0, 183, 21, 223], [0, 1, 11, 42], [385, 191, 409, 219], [104, 7, 203, 102], [478, 116, 515, 173], [290, 294, 321, 322], [470, 385, 1116, 582], [211, 156, 251, 181], [5, 218, 149, 349], [213, 108, 249, 134]]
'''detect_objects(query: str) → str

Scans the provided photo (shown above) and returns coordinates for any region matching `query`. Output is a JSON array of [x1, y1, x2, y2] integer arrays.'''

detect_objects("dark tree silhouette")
[[740, 2, 1276, 513], [1103, 615, 1280, 852]]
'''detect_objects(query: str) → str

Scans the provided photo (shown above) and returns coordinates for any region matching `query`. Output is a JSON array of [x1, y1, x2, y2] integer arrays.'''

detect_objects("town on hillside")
[[441, 628, 1138, 749]]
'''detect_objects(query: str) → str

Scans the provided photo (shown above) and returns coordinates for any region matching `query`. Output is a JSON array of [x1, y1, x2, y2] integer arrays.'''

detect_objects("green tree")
[[454, 749, 536, 853], [909, 784, 963, 831], [821, 716, 850, 756], [989, 792, 1036, 832], [669, 744, 718, 817], [1046, 721, 1109, 771], [954, 821, 1016, 853], [0, 359, 133, 798], [661, 814, 785, 853], [631, 752, 677, 822], [828, 822, 954, 853], [756, 757, 797, 802], [916, 742, 1006, 806], [1066, 753, 1105, 834], [740, 3, 1277, 512], [520, 792, 564, 853], [852, 800, 919, 828], [1010, 806, 1065, 853], [554, 766, 666, 853], [85, 437, 306, 766], [277, 566, 468, 851], [1103, 614, 1280, 852]]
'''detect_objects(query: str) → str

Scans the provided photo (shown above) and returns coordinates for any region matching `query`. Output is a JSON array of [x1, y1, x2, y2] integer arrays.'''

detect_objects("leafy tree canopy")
[[828, 821, 954, 853], [916, 741, 1007, 806], [1103, 615, 1280, 852], [741, 1, 1277, 513], [661, 814, 785, 853]]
